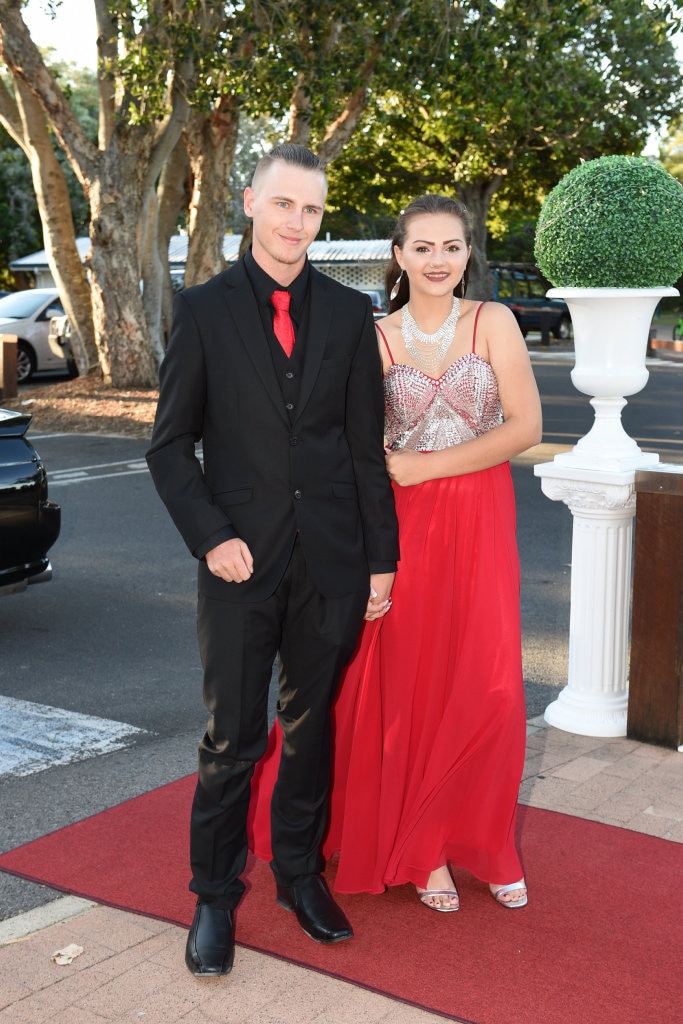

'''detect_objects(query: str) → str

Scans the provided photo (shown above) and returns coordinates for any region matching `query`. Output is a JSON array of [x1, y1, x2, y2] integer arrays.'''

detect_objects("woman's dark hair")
[[385, 195, 473, 312]]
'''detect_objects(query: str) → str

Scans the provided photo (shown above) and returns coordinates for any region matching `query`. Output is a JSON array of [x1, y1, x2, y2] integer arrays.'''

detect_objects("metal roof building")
[[12, 235, 392, 292]]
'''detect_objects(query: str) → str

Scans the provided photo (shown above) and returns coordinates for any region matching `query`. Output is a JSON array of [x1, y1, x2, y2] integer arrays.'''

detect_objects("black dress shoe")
[[276, 874, 353, 944], [185, 900, 235, 976]]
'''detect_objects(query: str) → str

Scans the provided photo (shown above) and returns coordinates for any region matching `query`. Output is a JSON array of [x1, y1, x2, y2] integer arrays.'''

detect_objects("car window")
[[527, 276, 548, 298], [513, 274, 531, 298], [496, 274, 514, 300], [38, 301, 65, 321], [0, 292, 56, 318]]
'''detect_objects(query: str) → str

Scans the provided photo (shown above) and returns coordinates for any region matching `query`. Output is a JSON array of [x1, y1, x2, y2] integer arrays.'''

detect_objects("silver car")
[[0, 289, 67, 383]]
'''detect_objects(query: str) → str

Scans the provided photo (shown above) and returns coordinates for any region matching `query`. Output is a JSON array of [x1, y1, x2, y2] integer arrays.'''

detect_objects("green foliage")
[[487, 202, 540, 264], [104, 0, 249, 123], [658, 118, 683, 181], [326, 0, 683, 250], [0, 140, 42, 273], [534, 155, 683, 287]]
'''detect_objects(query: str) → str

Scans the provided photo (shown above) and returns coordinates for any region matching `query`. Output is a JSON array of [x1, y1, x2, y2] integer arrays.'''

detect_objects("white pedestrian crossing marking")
[[0, 696, 147, 778], [49, 459, 149, 486]]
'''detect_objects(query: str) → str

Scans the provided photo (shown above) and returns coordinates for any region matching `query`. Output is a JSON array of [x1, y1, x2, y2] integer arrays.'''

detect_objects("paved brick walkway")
[[1, 717, 680, 1023]]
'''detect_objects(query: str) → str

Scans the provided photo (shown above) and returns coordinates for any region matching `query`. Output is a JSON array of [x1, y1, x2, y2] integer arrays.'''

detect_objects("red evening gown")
[[248, 305, 527, 892]]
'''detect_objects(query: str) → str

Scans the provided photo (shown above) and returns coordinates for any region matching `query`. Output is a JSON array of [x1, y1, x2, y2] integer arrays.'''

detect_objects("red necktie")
[[271, 290, 296, 357]]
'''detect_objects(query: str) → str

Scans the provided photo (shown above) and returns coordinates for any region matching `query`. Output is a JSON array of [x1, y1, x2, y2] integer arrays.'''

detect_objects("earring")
[[390, 271, 403, 301]]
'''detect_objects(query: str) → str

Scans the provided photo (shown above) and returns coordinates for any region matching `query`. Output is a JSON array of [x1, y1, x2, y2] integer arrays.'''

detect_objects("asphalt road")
[[0, 352, 681, 920]]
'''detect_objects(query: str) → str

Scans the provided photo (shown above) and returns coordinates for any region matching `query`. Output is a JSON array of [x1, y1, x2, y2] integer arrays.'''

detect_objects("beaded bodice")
[[384, 354, 503, 452]]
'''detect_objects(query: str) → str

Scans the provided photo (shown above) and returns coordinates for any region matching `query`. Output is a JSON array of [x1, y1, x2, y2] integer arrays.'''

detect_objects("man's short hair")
[[251, 144, 326, 188]]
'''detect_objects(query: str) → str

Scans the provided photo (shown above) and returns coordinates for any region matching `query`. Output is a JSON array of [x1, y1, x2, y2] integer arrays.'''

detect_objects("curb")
[[0, 895, 95, 945]]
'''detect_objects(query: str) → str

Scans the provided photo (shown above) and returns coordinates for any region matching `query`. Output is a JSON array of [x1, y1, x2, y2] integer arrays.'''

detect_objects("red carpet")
[[0, 776, 679, 1024]]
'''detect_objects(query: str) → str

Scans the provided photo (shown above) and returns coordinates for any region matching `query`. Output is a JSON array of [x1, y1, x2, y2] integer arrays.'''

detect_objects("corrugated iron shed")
[[12, 235, 392, 273]]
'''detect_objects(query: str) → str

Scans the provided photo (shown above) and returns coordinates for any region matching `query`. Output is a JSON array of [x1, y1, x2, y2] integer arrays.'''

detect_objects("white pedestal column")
[[534, 462, 638, 737]]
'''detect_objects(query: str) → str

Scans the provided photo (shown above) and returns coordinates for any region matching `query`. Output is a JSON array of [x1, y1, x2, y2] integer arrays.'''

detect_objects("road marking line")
[[49, 460, 149, 485], [0, 696, 148, 778]]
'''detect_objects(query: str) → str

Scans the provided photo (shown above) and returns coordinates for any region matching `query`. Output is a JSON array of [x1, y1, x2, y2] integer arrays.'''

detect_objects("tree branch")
[[0, 0, 99, 184]]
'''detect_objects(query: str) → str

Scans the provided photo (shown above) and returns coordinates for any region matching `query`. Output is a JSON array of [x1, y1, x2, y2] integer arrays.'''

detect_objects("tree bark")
[[15, 80, 99, 374], [317, 83, 371, 164], [457, 177, 504, 300], [156, 134, 191, 342], [94, 0, 117, 149], [87, 126, 158, 386], [184, 95, 240, 288], [288, 76, 312, 146], [0, 73, 98, 374]]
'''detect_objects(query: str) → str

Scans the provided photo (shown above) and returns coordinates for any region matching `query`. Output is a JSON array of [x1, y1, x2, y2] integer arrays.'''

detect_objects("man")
[[146, 144, 399, 978]]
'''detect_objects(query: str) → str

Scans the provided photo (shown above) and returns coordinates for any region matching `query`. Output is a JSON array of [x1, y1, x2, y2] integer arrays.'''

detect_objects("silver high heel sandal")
[[417, 886, 460, 912], [490, 880, 528, 908]]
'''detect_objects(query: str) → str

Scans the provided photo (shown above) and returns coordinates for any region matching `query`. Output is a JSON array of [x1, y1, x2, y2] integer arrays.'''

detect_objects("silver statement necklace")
[[401, 296, 461, 375]]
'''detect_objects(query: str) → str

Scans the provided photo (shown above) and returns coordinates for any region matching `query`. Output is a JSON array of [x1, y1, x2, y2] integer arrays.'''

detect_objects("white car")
[[360, 289, 388, 319], [0, 289, 67, 382]]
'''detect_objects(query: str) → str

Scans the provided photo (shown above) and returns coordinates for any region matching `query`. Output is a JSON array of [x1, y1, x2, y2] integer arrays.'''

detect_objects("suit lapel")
[[296, 267, 332, 422], [220, 263, 289, 426]]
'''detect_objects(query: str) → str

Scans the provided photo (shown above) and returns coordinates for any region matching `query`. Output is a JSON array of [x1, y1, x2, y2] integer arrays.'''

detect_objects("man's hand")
[[365, 572, 395, 621], [206, 538, 254, 583]]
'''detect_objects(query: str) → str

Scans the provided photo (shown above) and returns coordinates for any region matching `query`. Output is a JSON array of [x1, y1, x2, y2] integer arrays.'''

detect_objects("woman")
[[250, 194, 542, 912]]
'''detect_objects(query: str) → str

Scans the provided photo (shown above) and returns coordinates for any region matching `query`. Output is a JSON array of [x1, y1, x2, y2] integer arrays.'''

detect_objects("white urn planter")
[[534, 284, 680, 736], [531, 155, 683, 737], [551, 286, 678, 472]]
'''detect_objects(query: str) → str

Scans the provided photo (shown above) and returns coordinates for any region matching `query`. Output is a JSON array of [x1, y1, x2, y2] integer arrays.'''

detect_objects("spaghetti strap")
[[472, 302, 485, 354], [376, 323, 395, 365]]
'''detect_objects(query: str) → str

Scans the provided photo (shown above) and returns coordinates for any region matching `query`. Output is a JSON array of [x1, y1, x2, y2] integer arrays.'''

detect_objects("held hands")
[[365, 572, 395, 621], [206, 538, 254, 583]]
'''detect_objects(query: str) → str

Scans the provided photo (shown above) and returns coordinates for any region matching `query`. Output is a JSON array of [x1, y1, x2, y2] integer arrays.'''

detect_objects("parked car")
[[489, 263, 572, 341], [360, 289, 388, 319], [48, 315, 79, 378], [0, 289, 67, 383], [0, 408, 60, 594]]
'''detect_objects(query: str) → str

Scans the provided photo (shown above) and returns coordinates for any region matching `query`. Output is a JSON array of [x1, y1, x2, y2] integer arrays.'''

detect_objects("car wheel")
[[17, 341, 36, 383], [555, 316, 572, 340]]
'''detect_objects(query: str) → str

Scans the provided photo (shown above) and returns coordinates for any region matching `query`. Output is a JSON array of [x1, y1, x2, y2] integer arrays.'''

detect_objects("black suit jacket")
[[146, 259, 399, 602]]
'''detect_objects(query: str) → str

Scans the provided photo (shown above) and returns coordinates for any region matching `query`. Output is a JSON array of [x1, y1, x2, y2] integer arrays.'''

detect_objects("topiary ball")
[[534, 155, 683, 288]]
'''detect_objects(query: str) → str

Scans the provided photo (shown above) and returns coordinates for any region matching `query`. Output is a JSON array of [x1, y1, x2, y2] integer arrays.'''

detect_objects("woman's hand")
[[385, 449, 431, 487], [365, 572, 395, 620]]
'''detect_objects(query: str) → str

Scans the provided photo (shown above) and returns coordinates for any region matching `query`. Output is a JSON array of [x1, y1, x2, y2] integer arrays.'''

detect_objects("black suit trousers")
[[189, 536, 367, 908]]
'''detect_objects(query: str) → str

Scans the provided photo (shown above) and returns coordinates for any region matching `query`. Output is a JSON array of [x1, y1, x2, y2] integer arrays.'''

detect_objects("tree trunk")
[[288, 77, 312, 145], [456, 177, 503, 300], [317, 83, 371, 165], [156, 134, 191, 343], [184, 96, 240, 288], [0, 0, 194, 387], [14, 81, 98, 374], [94, 0, 117, 149], [139, 187, 166, 367], [87, 130, 158, 388]]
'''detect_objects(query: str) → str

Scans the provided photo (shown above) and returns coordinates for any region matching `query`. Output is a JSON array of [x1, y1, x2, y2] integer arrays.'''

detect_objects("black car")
[[0, 408, 61, 594], [489, 263, 572, 341]]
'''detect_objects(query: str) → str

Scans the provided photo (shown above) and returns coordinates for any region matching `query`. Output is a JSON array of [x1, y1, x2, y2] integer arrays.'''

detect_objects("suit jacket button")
[[293, 489, 302, 500], [289, 436, 299, 446]]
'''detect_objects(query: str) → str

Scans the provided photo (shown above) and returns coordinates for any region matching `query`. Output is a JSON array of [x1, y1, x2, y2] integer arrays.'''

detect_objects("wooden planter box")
[[649, 337, 683, 359], [628, 468, 683, 749]]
